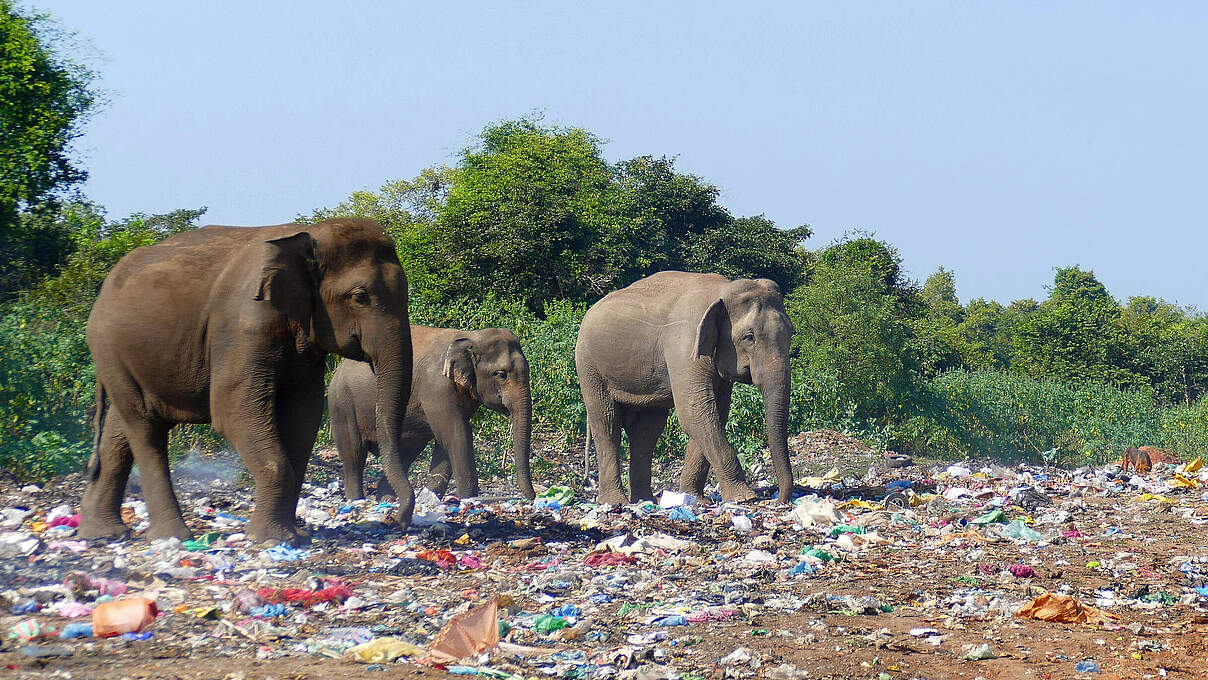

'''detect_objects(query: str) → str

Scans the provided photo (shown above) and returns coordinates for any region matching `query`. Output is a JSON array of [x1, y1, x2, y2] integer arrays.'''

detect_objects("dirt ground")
[[1, 436, 1206, 680]]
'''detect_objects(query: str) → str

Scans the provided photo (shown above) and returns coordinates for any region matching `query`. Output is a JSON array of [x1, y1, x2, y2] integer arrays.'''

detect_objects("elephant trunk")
[[756, 360, 794, 504], [371, 336, 414, 528], [507, 383, 535, 500]]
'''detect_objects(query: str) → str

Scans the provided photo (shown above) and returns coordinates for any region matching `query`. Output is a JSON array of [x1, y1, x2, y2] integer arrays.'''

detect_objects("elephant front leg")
[[670, 359, 755, 503], [679, 381, 731, 499], [215, 377, 306, 545], [428, 408, 480, 499], [427, 442, 453, 497], [278, 377, 325, 542], [79, 410, 135, 539]]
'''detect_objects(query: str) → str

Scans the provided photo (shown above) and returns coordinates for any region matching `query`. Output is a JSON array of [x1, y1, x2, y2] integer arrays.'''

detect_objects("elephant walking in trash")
[[80, 219, 413, 543], [575, 271, 795, 505], [328, 326, 535, 505]]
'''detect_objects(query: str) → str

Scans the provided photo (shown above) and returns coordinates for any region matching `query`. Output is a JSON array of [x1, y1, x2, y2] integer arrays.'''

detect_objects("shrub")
[[912, 370, 1161, 465]]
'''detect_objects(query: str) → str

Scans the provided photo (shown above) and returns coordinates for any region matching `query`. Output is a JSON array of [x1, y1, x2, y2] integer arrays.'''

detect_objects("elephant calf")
[[575, 271, 795, 505], [328, 327, 535, 502]]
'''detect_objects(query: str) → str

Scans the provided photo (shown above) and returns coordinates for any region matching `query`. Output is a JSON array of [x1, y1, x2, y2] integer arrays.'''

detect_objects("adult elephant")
[[328, 326, 535, 503], [80, 218, 413, 544], [575, 271, 794, 505]]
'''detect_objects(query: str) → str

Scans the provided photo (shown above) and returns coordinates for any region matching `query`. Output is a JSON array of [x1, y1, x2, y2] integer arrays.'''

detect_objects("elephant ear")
[[254, 232, 317, 331], [442, 337, 478, 401], [694, 298, 726, 360]]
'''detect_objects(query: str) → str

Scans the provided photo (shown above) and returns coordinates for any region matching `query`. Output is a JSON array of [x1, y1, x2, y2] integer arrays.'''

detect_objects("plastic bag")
[[428, 598, 501, 663], [1016, 593, 1119, 624]]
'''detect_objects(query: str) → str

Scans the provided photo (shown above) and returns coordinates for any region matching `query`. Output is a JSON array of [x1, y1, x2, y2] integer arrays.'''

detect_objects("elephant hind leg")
[[78, 409, 135, 539], [331, 399, 367, 501], [625, 407, 669, 503], [122, 412, 190, 540], [582, 375, 626, 505]]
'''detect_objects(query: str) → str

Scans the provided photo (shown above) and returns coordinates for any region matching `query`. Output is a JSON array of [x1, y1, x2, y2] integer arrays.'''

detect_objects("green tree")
[[1014, 266, 1143, 388], [681, 215, 811, 292], [0, 1, 98, 295], [786, 237, 923, 425], [1121, 296, 1208, 406], [0, 206, 205, 479]]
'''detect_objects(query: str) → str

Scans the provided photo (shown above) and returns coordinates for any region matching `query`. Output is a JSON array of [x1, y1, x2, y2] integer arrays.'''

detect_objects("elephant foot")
[[630, 488, 656, 504], [597, 488, 629, 506], [146, 521, 193, 541], [78, 515, 130, 540], [246, 517, 309, 546], [719, 482, 758, 504]]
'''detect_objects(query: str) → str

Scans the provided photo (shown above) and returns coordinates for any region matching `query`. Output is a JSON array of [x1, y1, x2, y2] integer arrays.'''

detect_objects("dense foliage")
[[0, 1, 98, 297]]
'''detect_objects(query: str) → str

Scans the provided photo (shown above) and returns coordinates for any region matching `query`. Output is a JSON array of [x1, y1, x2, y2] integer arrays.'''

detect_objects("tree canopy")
[[0, 1, 98, 296]]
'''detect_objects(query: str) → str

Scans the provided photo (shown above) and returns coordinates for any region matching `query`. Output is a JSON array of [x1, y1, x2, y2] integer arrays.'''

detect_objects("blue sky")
[[43, 2, 1208, 307]]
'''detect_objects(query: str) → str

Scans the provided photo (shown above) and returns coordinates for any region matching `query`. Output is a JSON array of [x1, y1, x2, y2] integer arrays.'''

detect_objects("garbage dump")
[[1, 436, 1206, 678]]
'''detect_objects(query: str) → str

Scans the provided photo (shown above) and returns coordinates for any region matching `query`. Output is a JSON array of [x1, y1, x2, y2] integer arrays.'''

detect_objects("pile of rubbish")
[[2, 446, 1208, 678]]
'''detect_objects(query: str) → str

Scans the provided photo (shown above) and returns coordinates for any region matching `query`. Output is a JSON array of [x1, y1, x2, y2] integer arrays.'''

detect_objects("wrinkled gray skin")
[[80, 219, 413, 544], [575, 271, 795, 505], [328, 327, 535, 508]]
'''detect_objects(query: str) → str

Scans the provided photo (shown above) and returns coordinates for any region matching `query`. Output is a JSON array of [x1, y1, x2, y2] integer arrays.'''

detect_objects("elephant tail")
[[87, 381, 108, 482]]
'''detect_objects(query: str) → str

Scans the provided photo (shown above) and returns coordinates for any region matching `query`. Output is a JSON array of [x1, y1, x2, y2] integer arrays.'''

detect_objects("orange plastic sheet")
[[1015, 593, 1119, 625], [428, 598, 500, 663]]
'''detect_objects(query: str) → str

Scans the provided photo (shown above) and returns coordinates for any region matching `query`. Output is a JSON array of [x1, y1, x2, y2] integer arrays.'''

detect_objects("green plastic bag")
[[801, 547, 837, 562], [183, 532, 223, 551], [1000, 520, 1042, 541], [971, 509, 1007, 525], [828, 524, 867, 537], [534, 614, 568, 633], [536, 486, 575, 505]]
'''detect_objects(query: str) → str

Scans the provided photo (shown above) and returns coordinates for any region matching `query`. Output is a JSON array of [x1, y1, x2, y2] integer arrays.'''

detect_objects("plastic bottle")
[[92, 597, 157, 637]]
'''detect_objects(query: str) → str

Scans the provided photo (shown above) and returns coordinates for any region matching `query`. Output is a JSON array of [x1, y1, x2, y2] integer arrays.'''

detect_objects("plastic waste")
[[58, 623, 93, 639], [346, 636, 426, 663], [92, 597, 158, 637], [963, 643, 996, 660], [1000, 520, 1043, 541], [1016, 593, 1119, 624], [429, 598, 501, 663], [1075, 659, 1101, 673]]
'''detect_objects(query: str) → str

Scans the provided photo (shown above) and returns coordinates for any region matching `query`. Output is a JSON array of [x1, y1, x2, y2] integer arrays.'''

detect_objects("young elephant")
[[328, 327, 535, 502]]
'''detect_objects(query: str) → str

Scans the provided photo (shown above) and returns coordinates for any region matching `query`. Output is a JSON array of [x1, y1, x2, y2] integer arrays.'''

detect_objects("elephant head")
[[441, 329, 535, 500], [697, 278, 794, 503], [260, 219, 415, 524]]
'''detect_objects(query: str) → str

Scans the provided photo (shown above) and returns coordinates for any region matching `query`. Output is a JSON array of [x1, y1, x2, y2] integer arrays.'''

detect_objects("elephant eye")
[[742, 331, 756, 344], [493, 370, 508, 379], [349, 289, 370, 306]]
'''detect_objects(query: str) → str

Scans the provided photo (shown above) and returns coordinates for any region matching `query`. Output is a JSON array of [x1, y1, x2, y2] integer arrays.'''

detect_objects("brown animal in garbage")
[[80, 219, 414, 544], [1138, 445, 1179, 466], [1120, 447, 1152, 474]]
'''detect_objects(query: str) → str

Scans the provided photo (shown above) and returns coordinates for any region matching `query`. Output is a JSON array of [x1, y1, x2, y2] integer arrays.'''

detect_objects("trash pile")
[[3, 444, 1208, 678]]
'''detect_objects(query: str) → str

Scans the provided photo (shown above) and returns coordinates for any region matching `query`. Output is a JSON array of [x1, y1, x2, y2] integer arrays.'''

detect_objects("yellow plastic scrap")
[[346, 637, 426, 663], [837, 499, 881, 511], [1172, 473, 1200, 489], [1185, 457, 1203, 473], [802, 467, 841, 488], [1133, 493, 1177, 504], [909, 494, 935, 508]]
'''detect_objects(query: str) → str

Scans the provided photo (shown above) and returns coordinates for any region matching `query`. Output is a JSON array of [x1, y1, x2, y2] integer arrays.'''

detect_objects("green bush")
[[911, 370, 1161, 465], [1158, 397, 1208, 461], [0, 300, 94, 479]]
